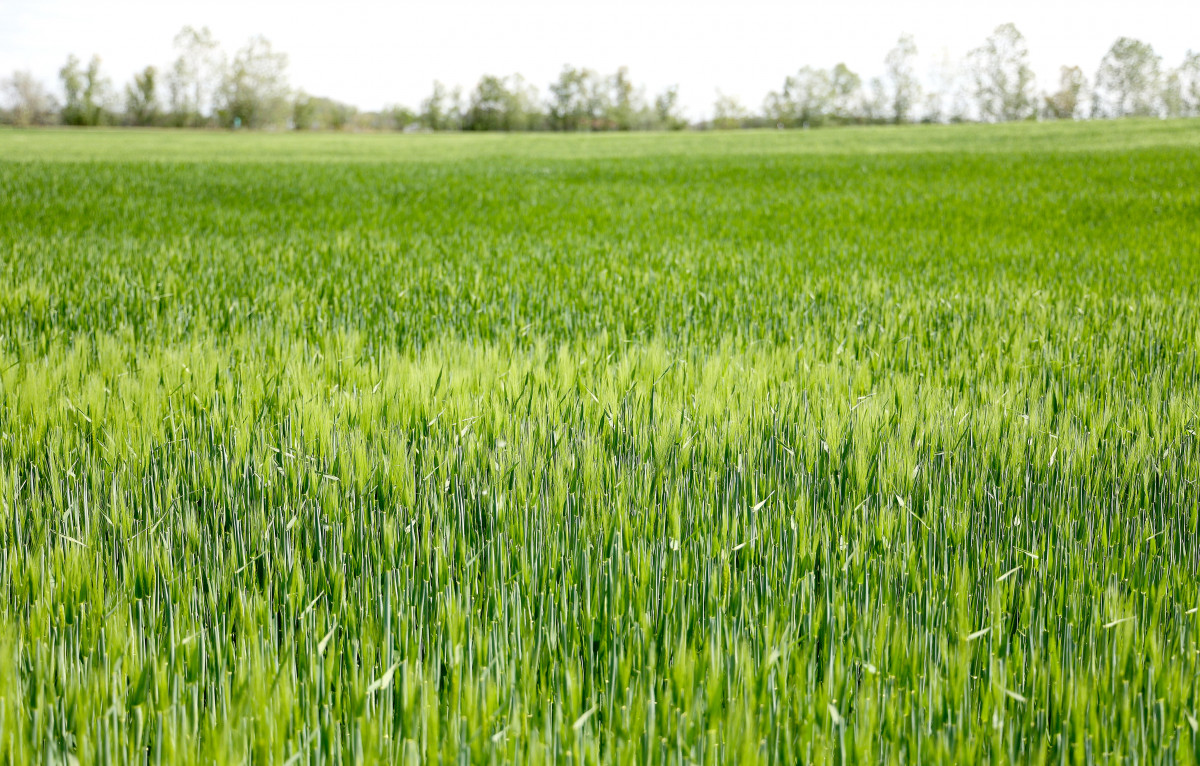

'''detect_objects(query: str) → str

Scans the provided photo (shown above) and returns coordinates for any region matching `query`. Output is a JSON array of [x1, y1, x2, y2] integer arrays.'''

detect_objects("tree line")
[[2, 24, 1198, 130]]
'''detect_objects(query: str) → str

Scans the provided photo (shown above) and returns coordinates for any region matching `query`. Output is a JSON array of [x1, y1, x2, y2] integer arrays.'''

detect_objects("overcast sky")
[[2, 0, 1197, 118]]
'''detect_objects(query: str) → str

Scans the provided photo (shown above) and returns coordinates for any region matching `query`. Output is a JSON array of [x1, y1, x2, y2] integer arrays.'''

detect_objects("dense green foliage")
[[1, 120, 1199, 764]]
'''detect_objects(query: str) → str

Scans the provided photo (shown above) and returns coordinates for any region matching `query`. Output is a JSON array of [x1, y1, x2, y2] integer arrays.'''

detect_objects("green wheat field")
[[1, 120, 1200, 764]]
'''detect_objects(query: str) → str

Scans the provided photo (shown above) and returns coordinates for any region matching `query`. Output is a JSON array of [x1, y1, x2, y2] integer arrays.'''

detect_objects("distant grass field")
[[1, 120, 1199, 764]]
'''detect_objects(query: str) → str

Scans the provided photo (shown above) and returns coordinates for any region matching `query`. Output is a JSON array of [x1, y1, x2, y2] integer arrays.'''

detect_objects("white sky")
[[2, 0, 1197, 119]]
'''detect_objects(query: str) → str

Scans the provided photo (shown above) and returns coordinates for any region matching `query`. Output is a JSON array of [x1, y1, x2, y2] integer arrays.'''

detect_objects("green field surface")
[[2, 120, 1200, 764]]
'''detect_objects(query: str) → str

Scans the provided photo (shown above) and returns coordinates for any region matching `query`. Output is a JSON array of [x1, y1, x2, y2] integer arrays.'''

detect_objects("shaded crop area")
[[1, 121, 1199, 764]]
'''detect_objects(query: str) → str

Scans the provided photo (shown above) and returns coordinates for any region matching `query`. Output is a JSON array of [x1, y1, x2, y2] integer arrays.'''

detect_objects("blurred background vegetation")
[[2, 23, 1197, 131]]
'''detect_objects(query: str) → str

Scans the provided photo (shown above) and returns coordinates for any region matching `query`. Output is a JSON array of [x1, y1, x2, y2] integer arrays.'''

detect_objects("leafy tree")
[[382, 105, 418, 131], [607, 67, 648, 130], [923, 51, 969, 124], [465, 75, 506, 130], [166, 26, 222, 126], [465, 76, 508, 130], [968, 23, 1037, 121], [653, 86, 687, 130], [861, 77, 889, 123], [1184, 51, 1200, 113], [59, 56, 84, 123], [548, 66, 608, 131], [829, 63, 863, 123], [1044, 66, 1087, 120], [59, 54, 112, 126], [465, 74, 540, 131], [884, 34, 921, 123], [1093, 37, 1162, 118], [507, 75, 541, 130], [327, 100, 357, 131], [293, 92, 357, 130], [765, 67, 833, 127], [762, 85, 793, 126], [420, 81, 462, 130], [547, 67, 582, 130], [292, 91, 317, 130], [420, 82, 448, 130], [711, 92, 748, 129], [215, 36, 290, 129], [1, 71, 57, 126], [794, 67, 833, 126], [1164, 51, 1200, 118], [448, 89, 466, 130], [124, 66, 160, 126]]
